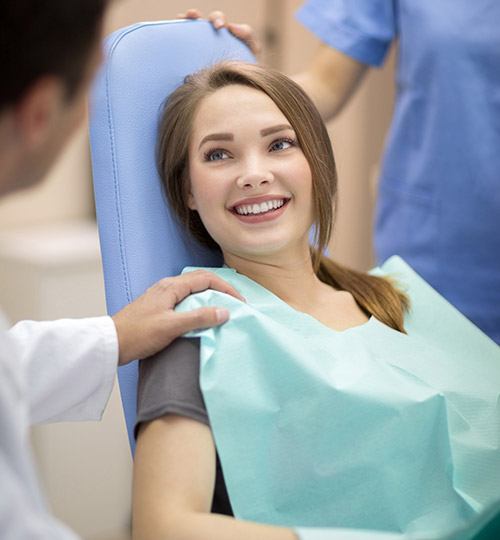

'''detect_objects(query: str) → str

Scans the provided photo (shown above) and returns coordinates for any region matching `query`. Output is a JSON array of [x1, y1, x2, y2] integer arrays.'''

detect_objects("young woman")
[[132, 62, 498, 540]]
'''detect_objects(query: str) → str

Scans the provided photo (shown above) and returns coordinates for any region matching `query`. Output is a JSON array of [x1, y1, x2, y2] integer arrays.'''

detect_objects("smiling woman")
[[131, 62, 416, 540], [157, 62, 408, 331], [130, 62, 500, 540], [187, 84, 314, 262], [195, 114, 298, 228]]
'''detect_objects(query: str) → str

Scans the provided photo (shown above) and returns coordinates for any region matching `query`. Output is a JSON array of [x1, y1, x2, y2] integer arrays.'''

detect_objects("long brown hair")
[[158, 62, 409, 332]]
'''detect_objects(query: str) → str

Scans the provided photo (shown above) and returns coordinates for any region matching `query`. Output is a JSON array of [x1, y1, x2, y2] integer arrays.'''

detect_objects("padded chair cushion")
[[89, 20, 254, 451]]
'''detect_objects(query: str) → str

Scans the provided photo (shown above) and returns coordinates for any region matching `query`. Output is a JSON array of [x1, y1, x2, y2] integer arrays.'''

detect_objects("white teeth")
[[234, 199, 286, 215]]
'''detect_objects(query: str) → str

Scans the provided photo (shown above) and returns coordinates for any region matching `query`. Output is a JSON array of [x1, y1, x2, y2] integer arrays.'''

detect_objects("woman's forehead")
[[192, 85, 288, 134]]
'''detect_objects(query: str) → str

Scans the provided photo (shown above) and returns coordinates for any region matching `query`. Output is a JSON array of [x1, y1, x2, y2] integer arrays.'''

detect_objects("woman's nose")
[[236, 165, 274, 190]]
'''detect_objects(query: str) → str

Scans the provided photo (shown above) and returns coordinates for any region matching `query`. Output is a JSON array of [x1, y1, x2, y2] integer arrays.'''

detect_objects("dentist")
[[0, 2, 243, 538]]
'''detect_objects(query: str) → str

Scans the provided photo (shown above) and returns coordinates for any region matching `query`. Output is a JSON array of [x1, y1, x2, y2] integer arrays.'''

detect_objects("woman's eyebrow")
[[198, 133, 233, 149], [197, 125, 293, 149], [260, 124, 293, 136]]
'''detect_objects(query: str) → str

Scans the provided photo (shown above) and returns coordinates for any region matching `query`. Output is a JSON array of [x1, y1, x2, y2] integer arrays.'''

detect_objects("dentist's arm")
[[8, 270, 244, 424]]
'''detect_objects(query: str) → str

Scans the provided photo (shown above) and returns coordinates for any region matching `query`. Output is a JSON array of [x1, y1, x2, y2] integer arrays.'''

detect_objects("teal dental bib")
[[177, 256, 500, 539]]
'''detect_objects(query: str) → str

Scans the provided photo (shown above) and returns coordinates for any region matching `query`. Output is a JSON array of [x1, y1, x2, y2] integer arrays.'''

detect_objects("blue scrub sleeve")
[[296, 0, 397, 67]]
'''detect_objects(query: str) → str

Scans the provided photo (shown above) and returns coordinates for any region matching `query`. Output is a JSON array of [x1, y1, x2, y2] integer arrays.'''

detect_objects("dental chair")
[[89, 20, 254, 453]]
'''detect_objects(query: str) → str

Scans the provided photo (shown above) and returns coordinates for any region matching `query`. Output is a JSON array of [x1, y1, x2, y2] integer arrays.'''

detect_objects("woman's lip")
[[229, 198, 290, 224], [229, 195, 290, 209]]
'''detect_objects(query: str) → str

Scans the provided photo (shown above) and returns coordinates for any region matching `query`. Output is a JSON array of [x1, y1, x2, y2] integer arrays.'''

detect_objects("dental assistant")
[[296, 0, 500, 343], [0, 2, 242, 538]]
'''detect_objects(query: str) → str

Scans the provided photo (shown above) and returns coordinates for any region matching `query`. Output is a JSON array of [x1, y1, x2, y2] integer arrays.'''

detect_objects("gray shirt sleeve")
[[134, 337, 234, 515], [135, 337, 206, 437]]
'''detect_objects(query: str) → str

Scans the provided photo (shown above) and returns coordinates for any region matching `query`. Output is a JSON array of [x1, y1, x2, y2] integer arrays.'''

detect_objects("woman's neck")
[[223, 249, 329, 311]]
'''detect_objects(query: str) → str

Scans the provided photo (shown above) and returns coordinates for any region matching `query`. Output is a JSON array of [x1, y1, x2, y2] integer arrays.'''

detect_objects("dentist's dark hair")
[[0, 0, 108, 110], [158, 62, 409, 332]]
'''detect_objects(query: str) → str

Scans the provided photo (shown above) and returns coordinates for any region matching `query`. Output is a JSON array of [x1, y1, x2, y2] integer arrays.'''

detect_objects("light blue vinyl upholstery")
[[89, 20, 254, 452]]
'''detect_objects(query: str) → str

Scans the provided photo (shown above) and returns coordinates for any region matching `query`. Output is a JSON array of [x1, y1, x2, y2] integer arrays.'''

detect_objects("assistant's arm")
[[293, 44, 369, 122], [181, 10, 369, 123], [133, 415, 297, 540]]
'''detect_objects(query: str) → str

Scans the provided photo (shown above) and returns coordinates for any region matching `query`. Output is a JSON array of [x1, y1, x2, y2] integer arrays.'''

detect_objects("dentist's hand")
[[112, 270, 244, 365], [179, 8, 261, 56]]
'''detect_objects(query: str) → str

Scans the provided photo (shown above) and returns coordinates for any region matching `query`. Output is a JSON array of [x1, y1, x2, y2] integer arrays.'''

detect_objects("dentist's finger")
[[169, 306, 230, 336], [227, 22, 261, 55], [159, 270, 245, 305], [207, 10, 227, 29], [176, 8, 203, 20]]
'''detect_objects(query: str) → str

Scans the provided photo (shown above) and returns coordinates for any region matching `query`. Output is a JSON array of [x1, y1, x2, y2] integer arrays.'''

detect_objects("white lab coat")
[[0, 315, 118, 539]]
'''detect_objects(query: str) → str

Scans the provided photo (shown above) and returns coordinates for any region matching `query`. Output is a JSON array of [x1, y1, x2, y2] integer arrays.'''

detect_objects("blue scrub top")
[[297, 0, 500, 343]]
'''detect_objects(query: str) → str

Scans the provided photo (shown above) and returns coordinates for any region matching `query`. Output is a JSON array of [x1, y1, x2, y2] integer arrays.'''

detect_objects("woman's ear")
[[187, 191, 197, 210]]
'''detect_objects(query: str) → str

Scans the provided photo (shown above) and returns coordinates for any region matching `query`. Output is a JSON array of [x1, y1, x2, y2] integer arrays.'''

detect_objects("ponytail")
[[315, 253, 409, 333]]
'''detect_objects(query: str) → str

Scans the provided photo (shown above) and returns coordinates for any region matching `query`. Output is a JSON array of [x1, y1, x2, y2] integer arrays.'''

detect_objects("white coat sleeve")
[[7, 316, 118, 424]]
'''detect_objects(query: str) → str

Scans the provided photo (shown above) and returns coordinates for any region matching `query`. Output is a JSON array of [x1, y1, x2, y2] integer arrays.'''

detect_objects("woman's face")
[[187, 84, 314, 262]]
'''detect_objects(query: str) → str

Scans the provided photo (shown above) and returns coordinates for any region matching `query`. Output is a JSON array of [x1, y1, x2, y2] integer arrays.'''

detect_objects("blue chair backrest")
[[89, 20, 254, 453]]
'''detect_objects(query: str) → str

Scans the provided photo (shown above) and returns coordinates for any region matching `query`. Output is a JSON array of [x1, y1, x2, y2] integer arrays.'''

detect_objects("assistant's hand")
[[112, 270, 244, 365], [179, 8, 261, 56]]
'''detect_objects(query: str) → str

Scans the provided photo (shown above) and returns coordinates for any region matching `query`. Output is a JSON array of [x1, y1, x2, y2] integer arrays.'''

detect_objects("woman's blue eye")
[[270, 138, 296, 152], [204, 149, 229, 162]]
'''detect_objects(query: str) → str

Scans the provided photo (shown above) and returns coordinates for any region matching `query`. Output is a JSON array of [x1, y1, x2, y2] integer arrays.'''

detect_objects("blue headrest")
[[89, 20, 254, 452]]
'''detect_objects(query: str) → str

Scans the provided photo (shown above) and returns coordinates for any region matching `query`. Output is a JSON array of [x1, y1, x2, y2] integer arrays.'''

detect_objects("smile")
[[229, 197, 291, 224], [233, 199, 287, 216]]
